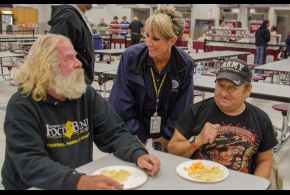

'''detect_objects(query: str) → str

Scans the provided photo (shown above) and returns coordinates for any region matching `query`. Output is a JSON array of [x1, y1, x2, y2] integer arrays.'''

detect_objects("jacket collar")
[[129, 45, 188, 75]]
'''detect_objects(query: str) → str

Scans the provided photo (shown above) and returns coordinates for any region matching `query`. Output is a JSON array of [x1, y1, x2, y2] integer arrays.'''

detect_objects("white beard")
[[50, 68, 87, 100]]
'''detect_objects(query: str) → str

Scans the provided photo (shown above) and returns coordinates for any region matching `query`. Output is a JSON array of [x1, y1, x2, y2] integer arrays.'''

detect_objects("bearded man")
[[1, 34, 160, 190]]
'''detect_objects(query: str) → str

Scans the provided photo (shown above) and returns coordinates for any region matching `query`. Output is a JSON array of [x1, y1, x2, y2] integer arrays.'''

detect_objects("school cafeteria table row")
[[0, 38, 36, 52], [186, 50, 250, 74], [193, 75, 290, 153], [253, 58, 290, 84], [188, 50, 251, 62], [29, 148, 270, 190], [0, 38, 37, 42], [94, 46, 188, 64], [205, 42, 280, 61], [98, 50, 251, 97]]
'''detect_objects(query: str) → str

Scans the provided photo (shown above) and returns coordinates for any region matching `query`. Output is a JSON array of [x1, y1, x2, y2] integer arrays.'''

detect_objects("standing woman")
[[255, 20, 270, 73], [268, 25, 277, 45], [108, 5, 194, 152]]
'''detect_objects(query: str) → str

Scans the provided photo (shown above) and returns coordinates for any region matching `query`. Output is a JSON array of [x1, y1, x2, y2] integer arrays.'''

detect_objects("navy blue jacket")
[[108, 42, 194, 140], [285, 34, 290, 55], [93, 34, 103, 50]]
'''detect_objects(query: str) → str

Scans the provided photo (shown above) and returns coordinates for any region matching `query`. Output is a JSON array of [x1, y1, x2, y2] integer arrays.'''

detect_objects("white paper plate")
[[176, 160, 229, 183], [92, 165, 147, 189]]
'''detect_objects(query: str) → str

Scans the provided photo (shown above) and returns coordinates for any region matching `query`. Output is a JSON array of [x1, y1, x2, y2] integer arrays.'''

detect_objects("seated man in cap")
[[167, 58, 278, 180]]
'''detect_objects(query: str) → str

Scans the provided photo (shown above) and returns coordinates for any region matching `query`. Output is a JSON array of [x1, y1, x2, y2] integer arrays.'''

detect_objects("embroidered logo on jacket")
[[172, 80, 179, 88]]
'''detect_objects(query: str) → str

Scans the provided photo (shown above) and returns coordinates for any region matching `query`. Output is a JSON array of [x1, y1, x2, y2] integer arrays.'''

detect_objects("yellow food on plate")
[[184, 161, 225, 182], [100, 169, 131, 183]]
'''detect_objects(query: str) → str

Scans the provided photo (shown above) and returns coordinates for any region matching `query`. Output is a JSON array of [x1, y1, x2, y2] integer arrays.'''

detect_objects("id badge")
[[150, 116, 161, 134]]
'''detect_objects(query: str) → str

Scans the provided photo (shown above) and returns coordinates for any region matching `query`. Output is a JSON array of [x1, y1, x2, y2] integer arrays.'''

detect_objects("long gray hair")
[[15, 34, 71, 101]]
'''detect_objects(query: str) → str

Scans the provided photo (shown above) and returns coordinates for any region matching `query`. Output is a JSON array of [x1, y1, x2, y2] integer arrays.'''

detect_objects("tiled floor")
[[0, 57, 289, 190]]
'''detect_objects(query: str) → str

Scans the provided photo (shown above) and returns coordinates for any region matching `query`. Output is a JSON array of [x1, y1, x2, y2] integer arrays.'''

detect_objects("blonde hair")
[[145, 5, 184, 40], [15, 34, 71, 102]]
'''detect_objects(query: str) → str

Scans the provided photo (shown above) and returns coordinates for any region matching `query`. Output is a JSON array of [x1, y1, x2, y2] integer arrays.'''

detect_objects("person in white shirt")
[[216, 19, 231, 41], [203, 21, 216, 36], [268, 25, 277, 45]]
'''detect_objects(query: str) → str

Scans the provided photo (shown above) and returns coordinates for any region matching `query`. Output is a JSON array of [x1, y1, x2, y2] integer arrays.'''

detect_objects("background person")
[[92, 29, 104, 62], [203, 21, 215, 36], [285, 31, 290, 56], [97, 18, 110, 59], [110, 16, 120, 36], [235, 21, 250, 36], [120, 15, 130, 36], [108, 5, 194, 152], [255, 19, 270, 73], [216, 19, 231, 41], [1, 34, 160, 190], [235, 21, 242, 35], [268, 25, 277, 45], [235, 21, 250, 42], [128, 16, 144, 46], [98, 18, 108, 35], [167, 58, 278, 180], [48, 4, 95, 85]]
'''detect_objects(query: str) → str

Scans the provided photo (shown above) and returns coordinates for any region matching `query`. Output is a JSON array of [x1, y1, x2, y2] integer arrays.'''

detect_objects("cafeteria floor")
[[0, 56, 289, 190]]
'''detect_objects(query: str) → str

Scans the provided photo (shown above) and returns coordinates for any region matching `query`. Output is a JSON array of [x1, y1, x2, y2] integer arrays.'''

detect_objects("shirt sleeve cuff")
[[61, 170, 85, 190]]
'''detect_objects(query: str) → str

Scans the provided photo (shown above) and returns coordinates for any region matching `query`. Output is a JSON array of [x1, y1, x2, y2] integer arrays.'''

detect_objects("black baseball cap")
[[215, 58, 252, 86]]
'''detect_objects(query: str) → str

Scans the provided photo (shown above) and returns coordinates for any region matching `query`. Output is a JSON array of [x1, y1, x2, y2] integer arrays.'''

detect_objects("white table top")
[[94, 48, 126, 54], [102, 35, 129, 40], [0, 51, 25, 58], [0, 38, 37, 42], [177, 46, 188, 50], [16, 42, 34, 46], [188, 50, 251, 62], [28, 148, 270, 190], [95, 47, 187, 54], [253, 58, 290, 72], [194, 75, 290, 103], [75, 149, 270, 190], [94, 63, 119, 74], [207, 42, 280, 50], [102, 69, 118, 76]]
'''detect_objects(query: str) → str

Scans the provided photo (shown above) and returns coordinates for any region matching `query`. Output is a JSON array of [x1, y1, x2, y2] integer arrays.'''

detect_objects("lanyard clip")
[[153, 105, 158, 117]]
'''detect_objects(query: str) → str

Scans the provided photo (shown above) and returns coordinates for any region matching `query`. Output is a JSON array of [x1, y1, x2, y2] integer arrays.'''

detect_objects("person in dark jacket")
[[108, 5, 194, 152], [284, 31, 290, 56], [48, 4, 95, 85], [255, 19, 270, 74], [1, 34, 160, 190]]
